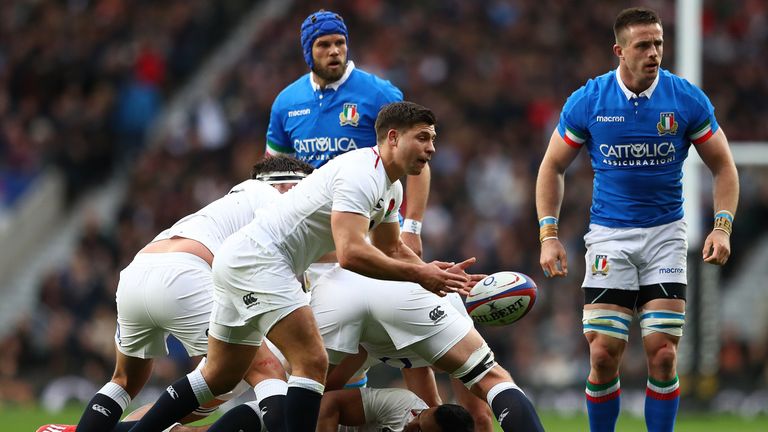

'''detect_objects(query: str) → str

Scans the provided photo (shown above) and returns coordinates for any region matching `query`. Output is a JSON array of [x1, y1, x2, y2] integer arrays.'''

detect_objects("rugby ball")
[[465, 271, 537, 326]]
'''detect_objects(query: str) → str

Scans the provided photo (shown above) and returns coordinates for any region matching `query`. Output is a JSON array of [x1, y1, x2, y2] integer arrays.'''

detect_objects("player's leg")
[[640, 297, 685, 432], [582, 297, 633, 432], [267, 306, 329, 432], [401, 366, 442, 406], [636, 220, 688, 432], [127, 335, 259, 432], [245, 342, 289, 432], [75, 350, 153, 432], [450, 377, 495, 432], [421, 328, 543, 432]]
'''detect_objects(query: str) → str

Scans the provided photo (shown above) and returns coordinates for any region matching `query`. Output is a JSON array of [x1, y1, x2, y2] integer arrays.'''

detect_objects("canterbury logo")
[[429, 306, 445, 322], [166, 385, 179, 400], [243, 293, 259, 307], [261, 406, 269, 416], [498, 408, 510, 424], [91, 403, 111, 417]]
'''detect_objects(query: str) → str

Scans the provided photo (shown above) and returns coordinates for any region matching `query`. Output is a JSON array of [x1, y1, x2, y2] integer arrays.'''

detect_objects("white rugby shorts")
[[311, 266, 472, 368], [115, 252, 213, 358], [208, 231, 309, 346], [582, 219, 688, 290]]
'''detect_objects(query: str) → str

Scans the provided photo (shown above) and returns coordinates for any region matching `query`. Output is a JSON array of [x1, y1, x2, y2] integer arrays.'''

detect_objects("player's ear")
[[387, 129, 399, 147], [613, 43, 623, 60]]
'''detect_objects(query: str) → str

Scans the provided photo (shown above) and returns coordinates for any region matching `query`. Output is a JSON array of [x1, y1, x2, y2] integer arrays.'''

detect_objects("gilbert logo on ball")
[[465, 271, 537, 326]]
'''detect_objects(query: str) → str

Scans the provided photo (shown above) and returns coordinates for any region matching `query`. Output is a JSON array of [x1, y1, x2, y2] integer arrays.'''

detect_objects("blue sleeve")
[[557, 85, 591, 147], [381, 81, 404, 104], [685, 83, 719, 142], [265, 96, 294, 155]]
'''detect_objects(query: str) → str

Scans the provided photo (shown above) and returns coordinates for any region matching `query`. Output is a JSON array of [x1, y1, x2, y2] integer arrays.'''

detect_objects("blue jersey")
[[266, 61, 403, 167], [558, 68, 718, 228]]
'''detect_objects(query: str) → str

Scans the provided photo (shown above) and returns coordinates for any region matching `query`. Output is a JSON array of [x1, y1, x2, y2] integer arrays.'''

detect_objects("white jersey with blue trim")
[[151, 179, 280, 255], [241, 147, 401, 275], [558, 68, 719, 228], [266, 61, 403, 167]]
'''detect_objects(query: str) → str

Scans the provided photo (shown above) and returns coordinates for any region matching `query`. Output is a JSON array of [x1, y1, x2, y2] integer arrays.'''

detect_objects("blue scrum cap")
[[300, 10, 348, 69]]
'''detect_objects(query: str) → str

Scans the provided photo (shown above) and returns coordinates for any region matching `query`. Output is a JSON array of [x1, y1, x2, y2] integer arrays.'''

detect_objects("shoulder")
[[660, 69, 710, 101], [273, 74, 312, 107], [349, 68, 403, 101]]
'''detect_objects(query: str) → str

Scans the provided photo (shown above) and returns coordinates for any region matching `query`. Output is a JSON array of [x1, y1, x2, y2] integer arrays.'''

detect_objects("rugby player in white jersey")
[[36, 156, 313, 432], [125, 101, 478, 432], [310, 266, 545, 432]]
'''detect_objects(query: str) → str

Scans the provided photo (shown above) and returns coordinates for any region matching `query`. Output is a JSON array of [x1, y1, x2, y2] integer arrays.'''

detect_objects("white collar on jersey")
[[615, 66, 660, 100], [310, 61, 356, 92]]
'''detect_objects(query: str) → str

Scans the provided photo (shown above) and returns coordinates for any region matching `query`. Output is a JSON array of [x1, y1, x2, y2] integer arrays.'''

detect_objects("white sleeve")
[[331, 163, 379, 218], [383, 181, 403, 224], [360, 388, 428, 432]]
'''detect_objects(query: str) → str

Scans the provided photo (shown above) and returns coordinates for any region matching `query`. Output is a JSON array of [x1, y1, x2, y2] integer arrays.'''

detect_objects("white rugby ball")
[[465, 271, 537, 326]]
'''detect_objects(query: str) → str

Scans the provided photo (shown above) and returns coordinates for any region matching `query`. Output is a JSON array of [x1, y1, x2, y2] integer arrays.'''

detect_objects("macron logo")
[[596, 115, 625, 123], [498, 408, 510, 424], [167, 385, 179, 400], [288, 108, 311, 117]]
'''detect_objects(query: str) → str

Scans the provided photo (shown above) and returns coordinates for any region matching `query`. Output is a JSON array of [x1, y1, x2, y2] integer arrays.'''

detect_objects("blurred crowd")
[[2, 0, 767, 413]]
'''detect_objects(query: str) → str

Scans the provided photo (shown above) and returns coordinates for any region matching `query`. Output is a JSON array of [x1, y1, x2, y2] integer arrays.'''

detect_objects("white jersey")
[[242, 148, 400, 274], [352, 388, 427, 432], [152, 180, 281, 255]]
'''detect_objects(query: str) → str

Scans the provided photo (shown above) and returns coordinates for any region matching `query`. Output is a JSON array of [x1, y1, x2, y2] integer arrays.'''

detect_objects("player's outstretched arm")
[[332, 211, 467, 296], [536, 129, 581, 278], [696, 128, 739, 265]]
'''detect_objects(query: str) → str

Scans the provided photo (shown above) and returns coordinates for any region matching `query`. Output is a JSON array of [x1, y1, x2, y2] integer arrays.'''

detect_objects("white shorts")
[[582, 219, 688, 290], [208, 231, 308, 346], [115, 253, 213, 358], [311, 266, 472, 368]]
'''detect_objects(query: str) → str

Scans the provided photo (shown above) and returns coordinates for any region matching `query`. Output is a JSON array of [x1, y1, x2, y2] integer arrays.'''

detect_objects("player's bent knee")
[[450, 343, 497, 389], [582, 309, 632, 341], [640, 309, 685, 337]]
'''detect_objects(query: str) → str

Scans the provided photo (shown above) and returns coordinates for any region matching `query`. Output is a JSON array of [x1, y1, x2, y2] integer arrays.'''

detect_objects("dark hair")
[[250, 155, 314, 179], [614, 7, 661, 44], [434, 404, 475, 432], [374, 101, 436, 142]]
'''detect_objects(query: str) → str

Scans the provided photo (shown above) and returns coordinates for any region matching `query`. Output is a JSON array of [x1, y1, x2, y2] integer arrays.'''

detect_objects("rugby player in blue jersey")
[[535, 7, 739, 432], [265, 9, 429, 257]]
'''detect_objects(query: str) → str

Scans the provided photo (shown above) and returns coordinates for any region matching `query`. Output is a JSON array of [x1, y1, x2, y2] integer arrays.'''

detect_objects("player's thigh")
[[640, 297, 685, 355], [427, 327, 487, 374], [266, 305, 328, 378], [112, 350, 154, 396], [202, 336, 260, 394]]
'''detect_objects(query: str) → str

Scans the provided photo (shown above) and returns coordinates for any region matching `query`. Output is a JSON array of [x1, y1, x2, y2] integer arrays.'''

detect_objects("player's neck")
[[618, 67, 654, 95], [378, 145, 405, 183]]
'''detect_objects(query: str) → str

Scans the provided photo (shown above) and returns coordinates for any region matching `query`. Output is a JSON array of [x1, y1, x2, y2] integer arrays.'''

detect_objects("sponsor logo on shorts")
[[91, 403, 111, 417], [592, 254, 609, 276], [243, 293, 259, 307], [429, 305, 446, 322], [659, 267, 684, 274], [167, 385, 179, 400]]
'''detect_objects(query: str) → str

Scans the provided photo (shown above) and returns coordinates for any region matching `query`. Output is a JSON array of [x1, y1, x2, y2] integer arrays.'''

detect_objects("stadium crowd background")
[[1, 0, 767, 416]]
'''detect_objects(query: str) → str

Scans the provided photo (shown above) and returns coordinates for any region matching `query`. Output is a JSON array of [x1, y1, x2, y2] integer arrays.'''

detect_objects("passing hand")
[[417, 261, 469, 297]]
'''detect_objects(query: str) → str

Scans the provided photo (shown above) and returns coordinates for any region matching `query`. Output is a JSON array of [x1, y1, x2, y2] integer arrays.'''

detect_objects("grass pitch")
[[5, 405, 768, 431]]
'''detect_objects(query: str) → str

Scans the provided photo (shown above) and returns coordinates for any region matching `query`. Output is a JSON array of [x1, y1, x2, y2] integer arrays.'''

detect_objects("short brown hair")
[[250, 155, 314, 180], [374, 101, 436, 143], [614, 7, 661, 45]]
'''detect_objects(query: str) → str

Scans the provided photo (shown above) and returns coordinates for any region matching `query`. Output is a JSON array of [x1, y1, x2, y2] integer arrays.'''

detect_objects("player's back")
[[151, 180, 281, 255]]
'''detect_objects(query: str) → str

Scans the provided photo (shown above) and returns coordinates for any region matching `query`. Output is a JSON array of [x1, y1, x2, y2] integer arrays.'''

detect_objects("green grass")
[[5, 405, 768, 431]]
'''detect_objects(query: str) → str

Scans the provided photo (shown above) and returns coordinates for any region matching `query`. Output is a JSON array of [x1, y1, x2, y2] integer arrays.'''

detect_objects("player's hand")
[[442, 257, 486, 294], [401, 232, 423, 258], [417, 261, 469, 297], [703, 229, 731, 265], [540, 238, 568, 278]]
